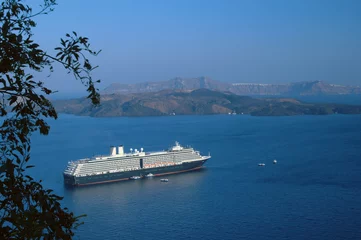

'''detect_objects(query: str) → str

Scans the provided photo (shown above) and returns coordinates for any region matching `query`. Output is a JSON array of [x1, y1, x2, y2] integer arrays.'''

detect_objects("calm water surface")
[[30, 114, 361, 240]]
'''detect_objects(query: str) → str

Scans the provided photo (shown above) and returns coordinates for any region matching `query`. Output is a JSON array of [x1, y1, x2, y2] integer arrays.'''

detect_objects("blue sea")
[[30, 114, 361, 240]]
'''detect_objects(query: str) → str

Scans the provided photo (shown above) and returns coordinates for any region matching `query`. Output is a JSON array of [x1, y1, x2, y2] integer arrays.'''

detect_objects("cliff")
[[102, 77, 361, 96]]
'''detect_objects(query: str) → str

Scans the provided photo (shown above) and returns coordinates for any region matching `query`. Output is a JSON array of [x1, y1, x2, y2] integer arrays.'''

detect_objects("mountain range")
[[54, 88, 361, 117], [102, 77, 361, 96]]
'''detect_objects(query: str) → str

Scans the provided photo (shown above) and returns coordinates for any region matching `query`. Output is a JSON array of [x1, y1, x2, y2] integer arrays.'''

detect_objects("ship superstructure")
[[63, 142, 210, 186]]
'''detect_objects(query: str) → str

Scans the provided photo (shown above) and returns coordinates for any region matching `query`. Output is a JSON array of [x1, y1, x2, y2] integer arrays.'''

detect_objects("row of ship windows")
[[81, 165, 185, 179], [77, 162, 186, 175], [82, 154, 196, 168], [96, 152, 196, 164], [76, 153, 197, 174], [79, 161, 190, 173]]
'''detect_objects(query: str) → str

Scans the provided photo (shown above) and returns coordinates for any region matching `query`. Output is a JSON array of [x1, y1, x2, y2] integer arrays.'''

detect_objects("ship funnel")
[[110, 146, 116, 156], [118, 145, 124, 156]]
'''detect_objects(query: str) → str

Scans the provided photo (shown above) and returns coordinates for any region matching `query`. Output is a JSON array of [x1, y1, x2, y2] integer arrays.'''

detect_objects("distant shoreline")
[[53, 89, 361, 118]]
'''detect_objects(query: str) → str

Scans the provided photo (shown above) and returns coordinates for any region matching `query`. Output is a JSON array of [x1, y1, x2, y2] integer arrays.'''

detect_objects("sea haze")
[[261, 94, 361, 106], [30, 114, 361, 240]]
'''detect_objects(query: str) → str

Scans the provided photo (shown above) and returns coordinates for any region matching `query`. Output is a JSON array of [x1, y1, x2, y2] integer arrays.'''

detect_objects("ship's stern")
[[63, 173, 76, 186]]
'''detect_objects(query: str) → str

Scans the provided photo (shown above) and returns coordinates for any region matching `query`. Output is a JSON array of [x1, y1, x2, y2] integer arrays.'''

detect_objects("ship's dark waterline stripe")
[[75, 166, 204, 186], [152, 166, 203, 177]]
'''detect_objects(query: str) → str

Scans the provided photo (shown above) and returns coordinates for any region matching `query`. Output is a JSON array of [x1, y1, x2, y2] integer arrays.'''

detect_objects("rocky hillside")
[[102, 77, 232, 94], [102, 77, 361, 96], [54, 89, 361, 117]]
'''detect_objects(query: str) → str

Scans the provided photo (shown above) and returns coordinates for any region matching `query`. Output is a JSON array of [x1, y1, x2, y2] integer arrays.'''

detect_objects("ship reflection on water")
[[64, 168, 208, 208]]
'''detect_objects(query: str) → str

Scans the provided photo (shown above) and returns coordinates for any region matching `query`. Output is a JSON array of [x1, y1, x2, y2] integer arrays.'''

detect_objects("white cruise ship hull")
[[64, 158, 209, 186]]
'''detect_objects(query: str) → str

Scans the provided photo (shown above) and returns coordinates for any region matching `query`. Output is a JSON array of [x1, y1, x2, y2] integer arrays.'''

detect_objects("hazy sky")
[[32, 0, 361, 95]]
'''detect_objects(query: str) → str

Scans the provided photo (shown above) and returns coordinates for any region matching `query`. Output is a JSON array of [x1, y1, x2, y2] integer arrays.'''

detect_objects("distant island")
[[102, 77, 361, 96], [53, 88, 361, 117]]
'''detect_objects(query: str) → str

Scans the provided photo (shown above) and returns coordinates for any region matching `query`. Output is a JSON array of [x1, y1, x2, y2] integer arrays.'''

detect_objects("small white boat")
[[258, 163, 265, 166], [130, 176, 141, 180], [160, 178, 169, 182], [273, 159, 277, 164], [145, 173, 154, 177]]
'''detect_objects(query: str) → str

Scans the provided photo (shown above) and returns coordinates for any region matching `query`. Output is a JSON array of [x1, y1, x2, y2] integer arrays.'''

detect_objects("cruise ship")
[[63, 142, 211, 186]]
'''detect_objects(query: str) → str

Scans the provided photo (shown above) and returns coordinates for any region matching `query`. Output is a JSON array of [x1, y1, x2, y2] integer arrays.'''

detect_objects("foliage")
[[0, 0, 100, 238]]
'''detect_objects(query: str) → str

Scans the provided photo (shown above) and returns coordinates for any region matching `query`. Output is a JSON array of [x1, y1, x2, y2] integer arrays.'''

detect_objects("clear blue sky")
[[32, 0, 361, 95]]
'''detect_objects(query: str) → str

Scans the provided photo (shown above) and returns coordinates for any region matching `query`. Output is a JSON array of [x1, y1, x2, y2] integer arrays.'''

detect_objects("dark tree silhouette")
[[0, 0, 100, 238]]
